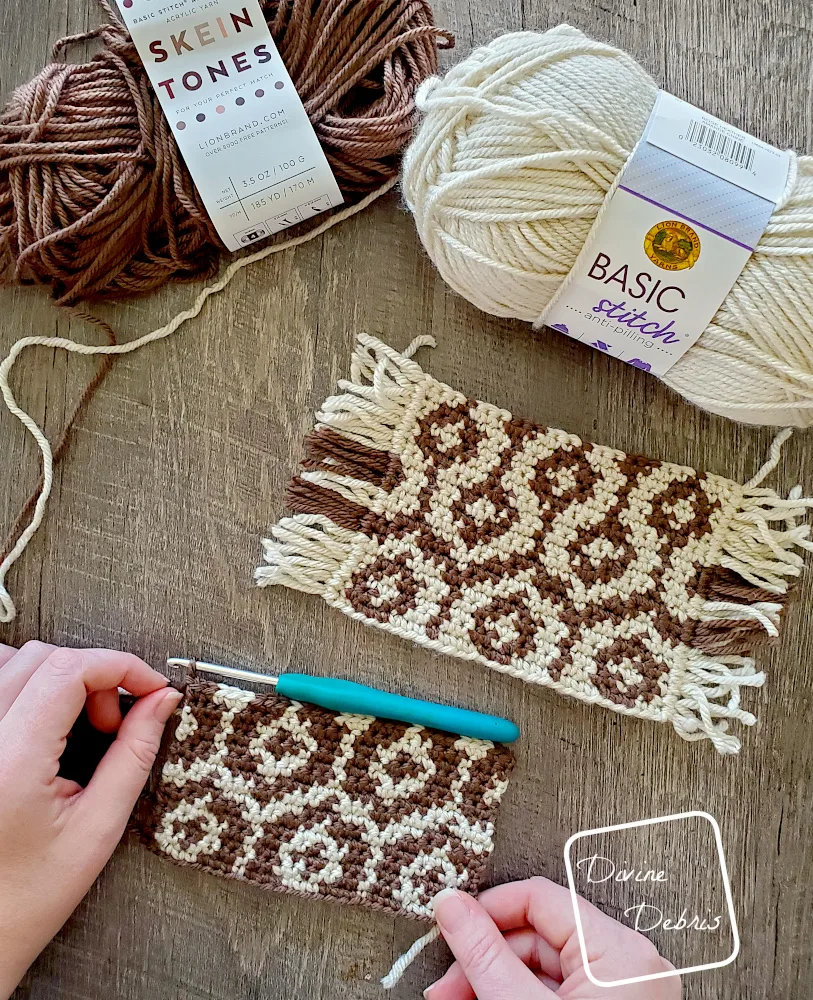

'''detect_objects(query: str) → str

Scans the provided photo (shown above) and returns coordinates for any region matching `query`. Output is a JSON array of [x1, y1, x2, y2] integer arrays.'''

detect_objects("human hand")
[[425, 877, 680, 999], [0, 642, 181, 999]]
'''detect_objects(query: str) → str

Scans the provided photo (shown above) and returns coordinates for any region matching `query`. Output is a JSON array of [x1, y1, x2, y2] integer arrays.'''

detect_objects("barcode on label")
[[685, 120, 755, 171]]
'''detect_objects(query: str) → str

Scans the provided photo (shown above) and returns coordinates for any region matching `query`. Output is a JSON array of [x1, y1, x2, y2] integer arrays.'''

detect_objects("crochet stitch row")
[[138, 682, 514, 920]]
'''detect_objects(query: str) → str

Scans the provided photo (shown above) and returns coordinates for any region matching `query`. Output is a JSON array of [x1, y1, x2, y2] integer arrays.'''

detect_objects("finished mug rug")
[[257, 334, 813, 755]]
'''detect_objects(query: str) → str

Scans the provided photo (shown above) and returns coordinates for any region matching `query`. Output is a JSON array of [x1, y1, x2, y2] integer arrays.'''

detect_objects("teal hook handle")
[[275, 674, 520, 743]]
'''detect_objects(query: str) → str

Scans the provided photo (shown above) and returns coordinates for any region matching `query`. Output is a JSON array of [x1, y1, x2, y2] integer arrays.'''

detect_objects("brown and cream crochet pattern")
[[257, 335, 813, 754], [139, 681, 513, 919]]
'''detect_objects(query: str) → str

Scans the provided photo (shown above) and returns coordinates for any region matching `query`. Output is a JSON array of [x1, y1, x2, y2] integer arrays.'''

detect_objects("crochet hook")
[[166, 658, 520, 743]]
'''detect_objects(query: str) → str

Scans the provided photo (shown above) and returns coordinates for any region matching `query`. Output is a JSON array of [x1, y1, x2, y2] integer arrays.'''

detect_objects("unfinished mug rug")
[[256, 335, 813, 755], [137, 681, 513, 920]]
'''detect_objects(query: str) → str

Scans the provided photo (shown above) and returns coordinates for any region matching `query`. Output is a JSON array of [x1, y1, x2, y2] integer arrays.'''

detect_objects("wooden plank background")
[[2, 0, 812, 996]]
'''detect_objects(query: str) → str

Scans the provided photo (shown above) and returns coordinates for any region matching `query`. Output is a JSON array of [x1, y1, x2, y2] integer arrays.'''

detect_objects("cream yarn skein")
[[402, 25, 813, 426]]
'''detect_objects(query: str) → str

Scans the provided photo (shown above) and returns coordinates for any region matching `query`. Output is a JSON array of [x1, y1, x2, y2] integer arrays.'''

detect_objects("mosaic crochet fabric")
[[257, 336, 812, 754], [139, 681, 513, 919]]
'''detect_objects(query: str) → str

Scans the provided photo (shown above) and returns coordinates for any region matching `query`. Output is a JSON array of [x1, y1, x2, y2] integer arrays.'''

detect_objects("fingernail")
[[423, 984, 438, 998], [154, 689, 182, 723], [432, 888, 470, 934]]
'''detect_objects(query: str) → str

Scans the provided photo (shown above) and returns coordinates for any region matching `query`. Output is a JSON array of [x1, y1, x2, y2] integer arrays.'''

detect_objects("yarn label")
[[647, 92, 789, 203], [116, 0, 343, 251], [544, 91, 792, 377]]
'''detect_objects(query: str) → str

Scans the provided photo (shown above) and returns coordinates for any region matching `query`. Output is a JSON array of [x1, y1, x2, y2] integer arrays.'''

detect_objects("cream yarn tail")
[[0, 181, 394, 624], [402, 25, 813, 427], [381, 924, 441, 989]]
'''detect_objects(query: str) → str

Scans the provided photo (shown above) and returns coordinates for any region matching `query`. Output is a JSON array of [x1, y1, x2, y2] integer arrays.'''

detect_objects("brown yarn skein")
[[0, 0, 452, 304]]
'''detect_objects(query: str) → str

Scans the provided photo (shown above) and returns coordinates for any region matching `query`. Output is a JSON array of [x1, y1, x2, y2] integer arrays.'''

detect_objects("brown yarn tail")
[[286, 427, 404, 533], [690, 567, 788, 657]]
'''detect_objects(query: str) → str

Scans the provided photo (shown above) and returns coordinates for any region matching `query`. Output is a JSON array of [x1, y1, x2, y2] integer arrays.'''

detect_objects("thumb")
[[75, 687, 182, 843], [429, 889, 555, 1000]]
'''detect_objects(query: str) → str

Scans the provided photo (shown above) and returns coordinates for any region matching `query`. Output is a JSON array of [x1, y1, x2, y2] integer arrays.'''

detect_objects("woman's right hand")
[[424, 877, 680, 999]]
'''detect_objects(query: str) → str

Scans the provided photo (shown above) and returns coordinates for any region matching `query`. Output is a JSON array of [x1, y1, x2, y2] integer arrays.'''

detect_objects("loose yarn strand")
[[0, 179, 394, 623], [381, 924, 441, 989], [0, 307, 118, 565]]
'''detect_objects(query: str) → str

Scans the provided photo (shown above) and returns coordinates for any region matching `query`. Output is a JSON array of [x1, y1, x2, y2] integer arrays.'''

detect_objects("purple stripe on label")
[[618, 185, 756, 252]]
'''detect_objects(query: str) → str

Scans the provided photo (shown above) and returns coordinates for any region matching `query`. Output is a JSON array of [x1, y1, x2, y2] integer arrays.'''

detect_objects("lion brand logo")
[[644, 220, 701, 271]]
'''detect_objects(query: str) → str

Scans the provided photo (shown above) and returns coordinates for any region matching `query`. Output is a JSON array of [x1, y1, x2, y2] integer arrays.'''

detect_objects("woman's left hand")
[[0, 642, 181, 999]]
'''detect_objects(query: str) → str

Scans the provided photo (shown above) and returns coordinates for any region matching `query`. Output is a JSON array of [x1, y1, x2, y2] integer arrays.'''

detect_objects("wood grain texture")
[[1, 0, 812, 997]]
